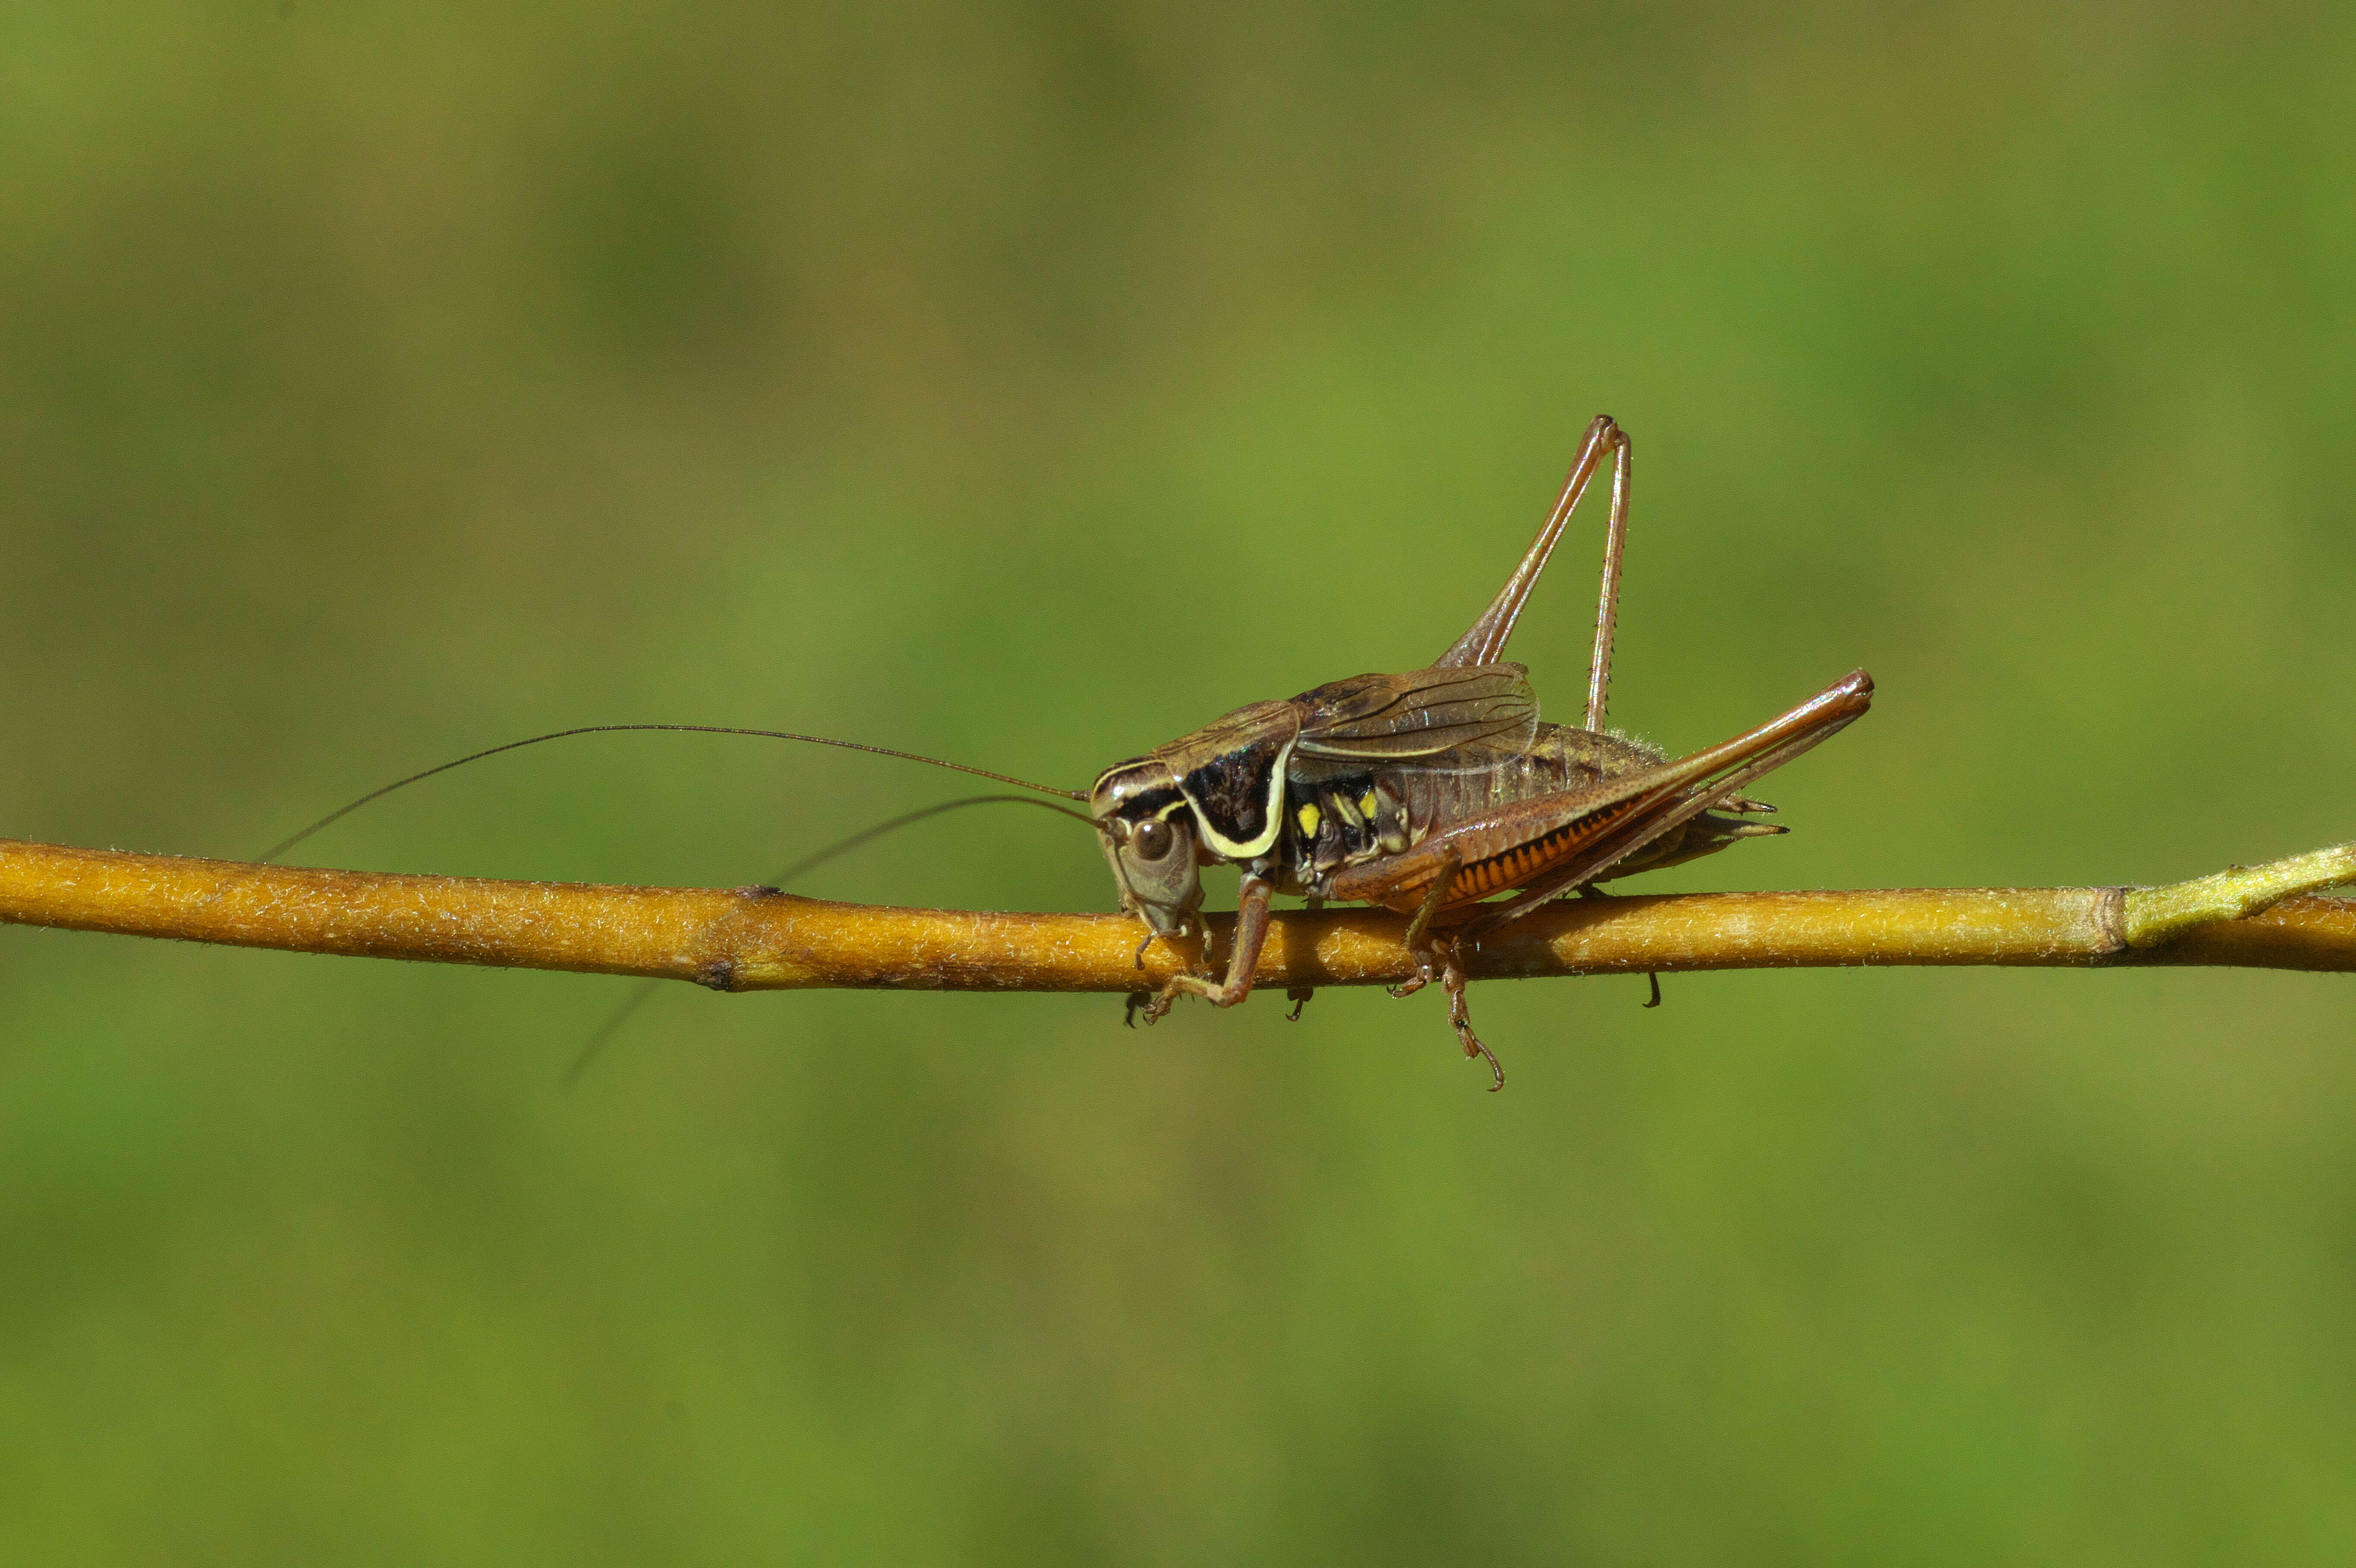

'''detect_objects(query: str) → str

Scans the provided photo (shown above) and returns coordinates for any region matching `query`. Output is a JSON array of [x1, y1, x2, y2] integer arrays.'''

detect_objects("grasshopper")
[[1090, 415, 1872, 1087], [267, 415, 1868, 1090]]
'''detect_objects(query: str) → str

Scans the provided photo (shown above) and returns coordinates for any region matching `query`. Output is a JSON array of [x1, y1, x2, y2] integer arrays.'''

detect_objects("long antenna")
[[257, 722, 1088, 865], [561, 792, 1094, 1088]]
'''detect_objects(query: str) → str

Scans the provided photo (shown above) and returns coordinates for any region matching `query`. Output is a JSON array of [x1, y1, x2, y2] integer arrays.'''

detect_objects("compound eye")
[[1131, 817, 1175, 861]]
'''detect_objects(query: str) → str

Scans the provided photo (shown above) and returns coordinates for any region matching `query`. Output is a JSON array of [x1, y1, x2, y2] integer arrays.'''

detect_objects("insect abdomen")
[[1438, 794, 1646, 905]]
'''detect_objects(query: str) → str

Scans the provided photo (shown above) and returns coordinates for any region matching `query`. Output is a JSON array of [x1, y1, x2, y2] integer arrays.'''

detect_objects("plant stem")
[[4, 837, 2353, 993]]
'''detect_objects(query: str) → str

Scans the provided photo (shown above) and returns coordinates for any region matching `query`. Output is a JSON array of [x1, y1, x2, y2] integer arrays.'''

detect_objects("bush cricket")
[[1089, 414, 1871, 1086], [269, 415, 1870, 1089]]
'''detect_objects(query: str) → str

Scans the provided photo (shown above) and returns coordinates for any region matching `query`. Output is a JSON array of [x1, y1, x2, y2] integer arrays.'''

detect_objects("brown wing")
[[1289, 664, 1540, 765], [1324, 669, 1875, 920]]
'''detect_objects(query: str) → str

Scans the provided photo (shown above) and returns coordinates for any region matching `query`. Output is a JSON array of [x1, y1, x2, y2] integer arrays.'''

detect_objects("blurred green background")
[[4, 3, 2355, 1561]]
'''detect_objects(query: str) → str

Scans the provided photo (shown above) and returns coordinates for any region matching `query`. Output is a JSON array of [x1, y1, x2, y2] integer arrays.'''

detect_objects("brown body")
[[1279, 719, 1777, 913], [1093, 415, 1874, 1087]]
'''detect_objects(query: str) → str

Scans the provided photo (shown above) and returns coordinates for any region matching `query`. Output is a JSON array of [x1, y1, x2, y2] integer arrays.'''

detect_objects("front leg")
[[1134, 875, 1276, 1022]]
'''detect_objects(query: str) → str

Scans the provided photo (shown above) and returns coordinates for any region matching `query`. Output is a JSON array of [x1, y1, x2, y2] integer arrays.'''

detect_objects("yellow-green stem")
[[2, 837, 2351, 993]]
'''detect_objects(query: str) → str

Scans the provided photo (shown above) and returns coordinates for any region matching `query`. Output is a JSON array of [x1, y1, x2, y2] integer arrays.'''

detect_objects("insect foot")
[[1386, 944, 1444, 1000], [1127, 961, 1219, 1026], [1438, 940, 1506, 1092], [1386, 926, 1505, 1089], [1136, 983, 1183, 1025]]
